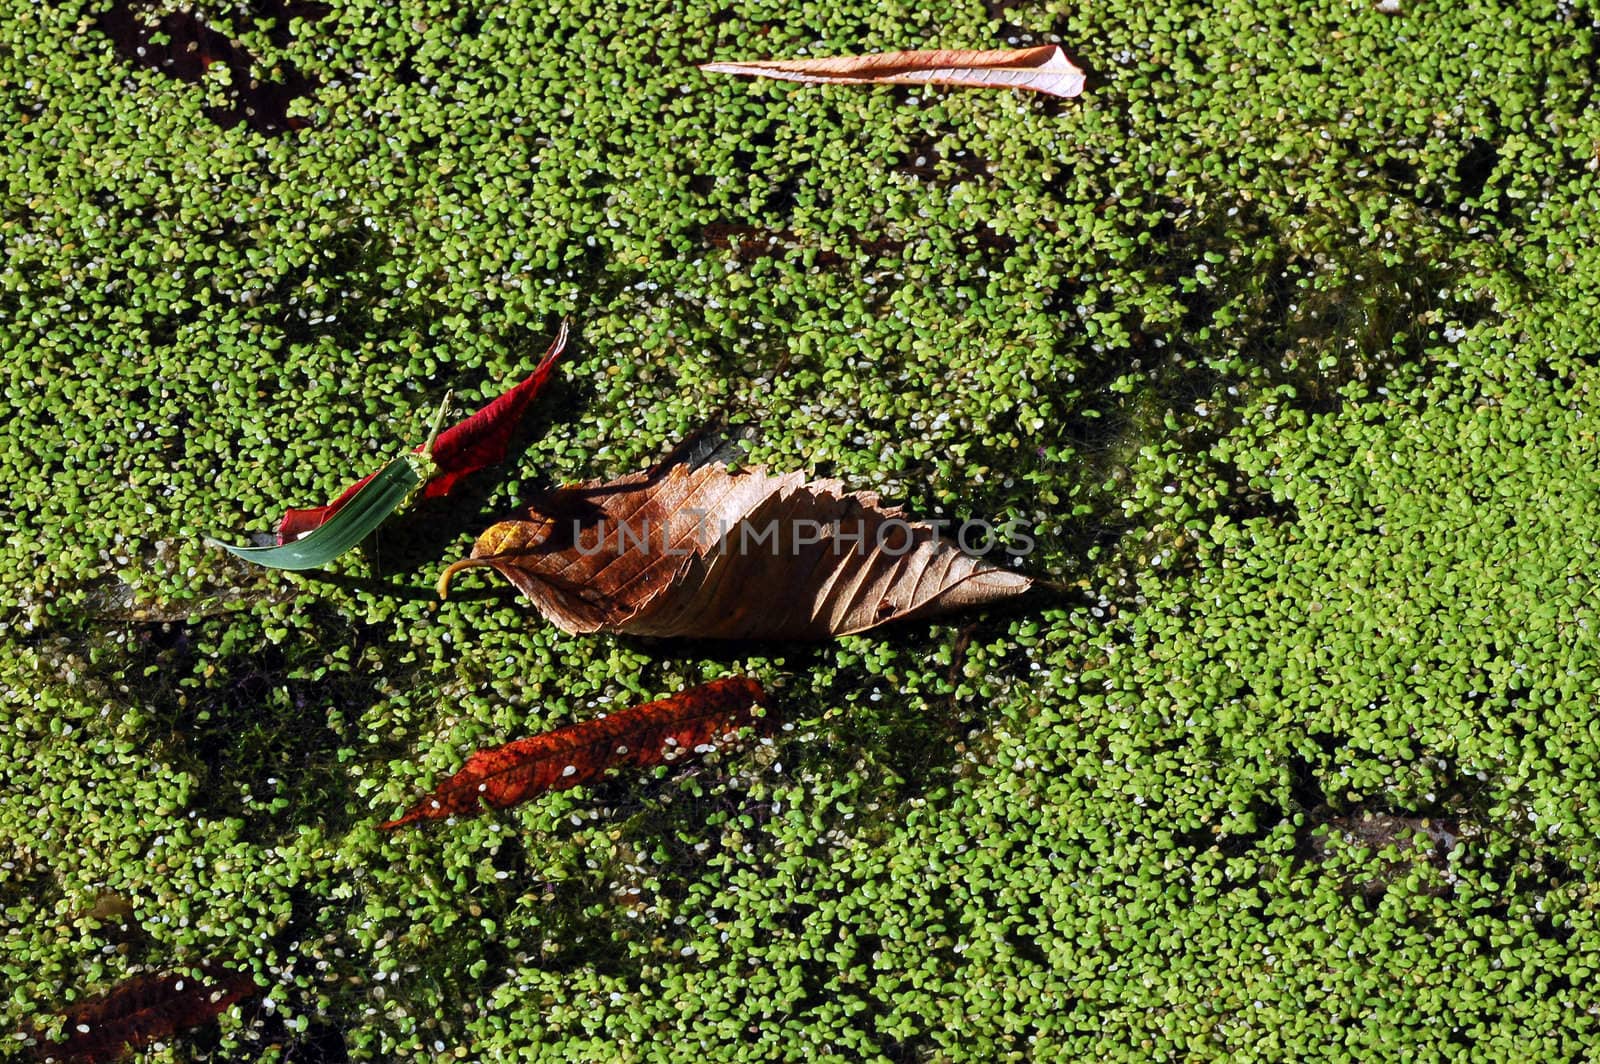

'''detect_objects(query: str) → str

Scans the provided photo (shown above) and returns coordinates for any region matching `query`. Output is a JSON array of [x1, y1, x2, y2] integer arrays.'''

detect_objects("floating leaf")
[[207, 453, 426, 571], [32, 963, 259, 1063], [700, 45, 1085, 98], [438, 460, 1032, 639], [276, 321, 569, 542], [380, 676, 766, 829], [209, 324, 569, 569]]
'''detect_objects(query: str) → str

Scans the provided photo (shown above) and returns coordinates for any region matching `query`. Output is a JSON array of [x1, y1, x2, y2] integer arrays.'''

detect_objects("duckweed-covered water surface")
[[4, 0, 1600, 1059]]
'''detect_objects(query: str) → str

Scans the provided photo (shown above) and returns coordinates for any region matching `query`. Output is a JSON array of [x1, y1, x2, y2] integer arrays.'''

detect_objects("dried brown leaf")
[[700, 45, 1085, 98], [439, 463, 1031, 639]]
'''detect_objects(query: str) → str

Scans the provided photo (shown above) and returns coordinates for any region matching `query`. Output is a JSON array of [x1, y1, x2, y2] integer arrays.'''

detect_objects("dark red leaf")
[[380, 676, 766, 830], [32, 963, 259, 1063], [276, 323, 568, 543]]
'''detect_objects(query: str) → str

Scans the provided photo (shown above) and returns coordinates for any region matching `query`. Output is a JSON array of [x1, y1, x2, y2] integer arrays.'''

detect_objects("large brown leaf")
[[438, 462, 1031, 639], [699, 45, 1086, 98]]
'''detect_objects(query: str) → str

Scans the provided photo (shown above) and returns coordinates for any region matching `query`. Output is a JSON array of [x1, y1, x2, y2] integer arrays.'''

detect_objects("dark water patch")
[[1455, 138, 1500, 204], [96, 0, 330, 135]]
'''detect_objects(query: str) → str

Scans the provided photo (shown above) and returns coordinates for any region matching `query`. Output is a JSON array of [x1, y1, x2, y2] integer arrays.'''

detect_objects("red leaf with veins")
[[276, 322, 568, 543], [380, 677, 766, 830]]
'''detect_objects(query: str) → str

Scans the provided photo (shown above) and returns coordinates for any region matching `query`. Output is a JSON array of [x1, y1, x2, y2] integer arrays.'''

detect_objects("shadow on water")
[[898, 191, 1492, 598], [29, 604, 422, 842]]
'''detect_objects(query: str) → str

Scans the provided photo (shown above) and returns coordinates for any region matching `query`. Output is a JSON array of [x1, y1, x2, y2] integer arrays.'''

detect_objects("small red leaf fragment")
[[276, 323, 568, 543], [34, 963, 259, 1063], [380, 676, 766, 830]]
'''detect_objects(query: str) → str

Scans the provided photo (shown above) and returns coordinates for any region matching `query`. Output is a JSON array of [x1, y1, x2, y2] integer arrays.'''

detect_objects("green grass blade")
[[206, 457, 424, 571]]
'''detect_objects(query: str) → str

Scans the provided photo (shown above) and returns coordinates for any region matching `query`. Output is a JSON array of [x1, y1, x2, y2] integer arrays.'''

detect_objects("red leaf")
[[276, 322, 569, 543], [33, 963, 259, 1063], [380, 676, 766, 830]]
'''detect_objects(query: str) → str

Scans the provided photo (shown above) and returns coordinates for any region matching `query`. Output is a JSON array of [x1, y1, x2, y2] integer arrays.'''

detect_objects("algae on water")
[[3, 0, 1599, 1060]]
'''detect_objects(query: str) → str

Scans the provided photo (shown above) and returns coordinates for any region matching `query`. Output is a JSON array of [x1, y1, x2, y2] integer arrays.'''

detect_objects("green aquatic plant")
[[4, 0, 1600, 1060]]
